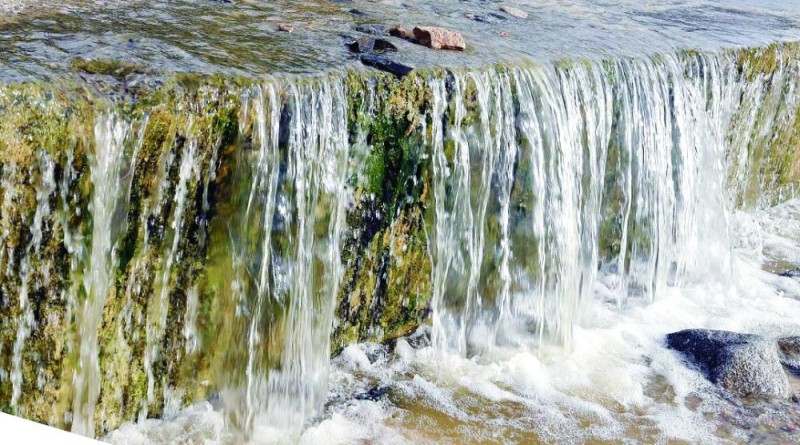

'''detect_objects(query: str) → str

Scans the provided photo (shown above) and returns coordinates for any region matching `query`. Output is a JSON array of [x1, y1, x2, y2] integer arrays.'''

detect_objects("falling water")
[[219, 77, 352, 442], [427, 50, 793, 354], [2, 43, 800, 444], [73, 113, 132, 435], [143, 118, 199, 419]]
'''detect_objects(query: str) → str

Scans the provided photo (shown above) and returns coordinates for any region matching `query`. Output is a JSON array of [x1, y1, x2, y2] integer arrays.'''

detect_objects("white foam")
[[109, 200, 800, 444]]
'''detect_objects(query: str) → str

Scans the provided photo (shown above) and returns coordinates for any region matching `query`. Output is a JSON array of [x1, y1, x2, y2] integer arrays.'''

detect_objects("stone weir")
[[1, 42, 800, 438]]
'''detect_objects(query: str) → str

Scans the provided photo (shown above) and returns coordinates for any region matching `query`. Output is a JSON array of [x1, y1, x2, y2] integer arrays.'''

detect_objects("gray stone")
[[666, 329, 790, 398], [355, 24, 389, 36], [778, 336, 800, 372], [500, 6, 529, 19]]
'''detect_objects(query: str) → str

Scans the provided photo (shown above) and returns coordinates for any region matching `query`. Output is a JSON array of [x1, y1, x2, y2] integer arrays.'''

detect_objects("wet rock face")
[[778, 336, 800, 372], [667, 329, 790, 398]]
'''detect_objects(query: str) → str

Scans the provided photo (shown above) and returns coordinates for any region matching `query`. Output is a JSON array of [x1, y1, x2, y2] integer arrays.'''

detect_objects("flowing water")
[[2, 1, 800, 444], [98, 49, 800, 443]]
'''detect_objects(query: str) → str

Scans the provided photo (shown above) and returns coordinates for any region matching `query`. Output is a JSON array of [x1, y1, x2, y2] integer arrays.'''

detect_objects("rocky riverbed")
[[4, 0, 800, 83]]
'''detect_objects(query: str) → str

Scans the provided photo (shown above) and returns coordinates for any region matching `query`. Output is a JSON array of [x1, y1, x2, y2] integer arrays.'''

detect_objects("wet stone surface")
[[667, 329, 790, 398]]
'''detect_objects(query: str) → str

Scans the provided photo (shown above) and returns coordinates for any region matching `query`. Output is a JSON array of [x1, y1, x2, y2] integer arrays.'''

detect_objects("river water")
[[3, 0, 800, 81]]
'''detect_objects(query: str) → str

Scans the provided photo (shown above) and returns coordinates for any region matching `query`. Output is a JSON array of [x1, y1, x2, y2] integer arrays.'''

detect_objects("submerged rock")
[[359, 54, 413, 77], [412, 26, 466, 51], [354, 386, 391, 401], [778, 336, 800, 372], [666, 329, 790, 397], [500, 6, 529, 19], [348, 36, 397, 54]]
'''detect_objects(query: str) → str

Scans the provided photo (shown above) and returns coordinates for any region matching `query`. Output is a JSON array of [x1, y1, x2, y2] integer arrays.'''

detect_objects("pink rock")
[[412, 26, 466, 51]]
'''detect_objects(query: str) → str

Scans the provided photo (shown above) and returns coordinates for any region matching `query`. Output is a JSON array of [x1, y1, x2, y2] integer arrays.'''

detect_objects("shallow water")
[[104, 199, 800, 444], [3, 0, 800, 82]]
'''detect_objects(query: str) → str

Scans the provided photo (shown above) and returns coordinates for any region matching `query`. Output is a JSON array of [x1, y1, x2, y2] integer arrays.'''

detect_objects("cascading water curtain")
[[427, 51, 777, 356], [2, 45, 799, 439], [222, 77, 351, 441]]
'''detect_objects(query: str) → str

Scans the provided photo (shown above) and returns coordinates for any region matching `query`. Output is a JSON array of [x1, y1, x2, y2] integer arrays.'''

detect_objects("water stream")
[[98, 47, 800, 444]]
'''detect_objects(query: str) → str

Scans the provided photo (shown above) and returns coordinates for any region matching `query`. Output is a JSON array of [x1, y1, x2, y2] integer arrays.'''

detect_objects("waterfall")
[[73, 113, 133, 435], [1, 43, 799, 440], [220, 77, 352, 441], [427, 50, 794, 354]]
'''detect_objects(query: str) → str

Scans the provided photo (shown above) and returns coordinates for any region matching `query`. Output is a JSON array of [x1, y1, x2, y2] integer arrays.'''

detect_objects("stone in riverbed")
[[354, 385, 391, 401], [389, 25, 413, 40], [348, 36, 397, 53], [778, 336, 800, 372], [355, 24, 389, 36], [666, 329, 790, 398], [360, 54, 413, 77], [412, 26, 466, 51], [500, 6, 529, 19]]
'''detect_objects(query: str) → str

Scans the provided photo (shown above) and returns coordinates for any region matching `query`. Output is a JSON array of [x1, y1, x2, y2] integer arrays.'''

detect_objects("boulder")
[[412, 26, 466, 51], [666, 329, 790, 398], [778, 336, 800, 372], [277, 23, 294, 33], [348, 36, 397, 53], [389, 25, 413, 40], [360, 54, 413, 77], [500, 6, 529, 19], [355, 24, 389, 36]]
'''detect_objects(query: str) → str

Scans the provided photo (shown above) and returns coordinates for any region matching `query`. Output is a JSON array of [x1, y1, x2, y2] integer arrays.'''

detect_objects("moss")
[[332, 70, 436, 352], [729, 42, 800, 207], [736, 45, 781, 82], [0, 83, 94, 427], [71, 57, 149, 81]]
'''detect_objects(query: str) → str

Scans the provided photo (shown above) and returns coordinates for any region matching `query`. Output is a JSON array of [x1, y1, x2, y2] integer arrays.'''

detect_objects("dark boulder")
[[359, 54, 413, 77], [354, 385, 391, 401], [666, 329, 789, 398], [348, 36, 398, 54]]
